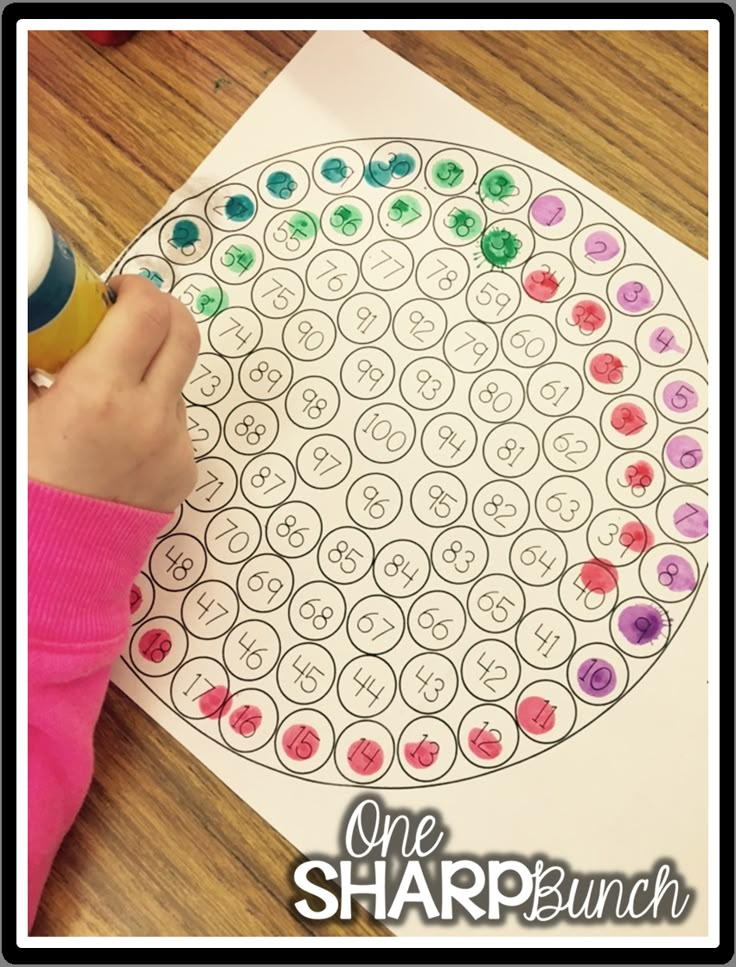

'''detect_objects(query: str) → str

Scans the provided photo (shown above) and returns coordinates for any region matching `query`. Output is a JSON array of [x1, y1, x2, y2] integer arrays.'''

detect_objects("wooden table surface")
[[28, 28, 707, 937]]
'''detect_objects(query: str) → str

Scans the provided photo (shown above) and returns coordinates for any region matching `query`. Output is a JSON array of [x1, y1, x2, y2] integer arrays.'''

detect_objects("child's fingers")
[[143, 299, 201, 399], [68, 275, 173, 384]]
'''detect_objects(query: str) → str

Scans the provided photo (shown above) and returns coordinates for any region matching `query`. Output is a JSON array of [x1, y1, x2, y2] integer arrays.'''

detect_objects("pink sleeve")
[[27, 480, 170, 930]]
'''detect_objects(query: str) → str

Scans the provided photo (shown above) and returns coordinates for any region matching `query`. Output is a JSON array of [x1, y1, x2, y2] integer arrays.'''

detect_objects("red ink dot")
[[517, 696, 556, 735], [229, 704, 262, 738], [347, 738, 385, 776], [468, 727, 502, 760], [624, 460, 654, 491], [620, 520, 655, 554], [523, 269, 560, 302], [129, 584, 143, 614], [138, 628, 171, 663], [589, 352, 624, 384], [404, 737, 439, 769], [580, 558, 619, 594], [610, 402, 647, 436], [199, 685, 232, 719], [283, 724, 320, 761], [571, 299, 606, 334]]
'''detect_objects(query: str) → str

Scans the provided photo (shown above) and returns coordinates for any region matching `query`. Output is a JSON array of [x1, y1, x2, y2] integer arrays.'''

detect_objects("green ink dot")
[[365, 153, 416, 187], [432, 159, 465, 189], [225, 194, 255, 223], [446, 208, 482, 241], [480, 169, 516, 204], [328, 203, 363, 237], [266, 170, 297, 200], [171, 219, 200, 249], [290, 212, 318, 239], [321, 157, 355, 185], [480, 228, 522, 267], [222, 244, 257, 278], [387, 195, 423, 227], [196, 288, 227, 318]]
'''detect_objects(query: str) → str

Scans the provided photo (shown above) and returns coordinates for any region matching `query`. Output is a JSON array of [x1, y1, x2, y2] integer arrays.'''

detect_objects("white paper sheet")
[[109, 30, 709, 937]]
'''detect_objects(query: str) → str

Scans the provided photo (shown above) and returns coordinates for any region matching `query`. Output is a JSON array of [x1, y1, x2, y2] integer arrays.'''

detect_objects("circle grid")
[[115, 137, 708, 788]]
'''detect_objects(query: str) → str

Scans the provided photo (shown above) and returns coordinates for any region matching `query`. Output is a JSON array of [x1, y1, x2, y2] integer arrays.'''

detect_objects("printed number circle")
[[288, 582, 346, 641], [431, 527, 489, 585], [515, 681, 577, 743], [400, 653, 458, 714], [347, 473, 403, 529], [223, 620, 281, 681], [131, 617, 188, 678], [241, 452, 296, 507], [459, 705, 519, 769], [220, 689, 279, 753], [335, 722, 395, 783], [347, 595, 405, 655], [398, 716, 457, 782], [171, 657, 231, 721], [182, 580, 239, 640], [567, 644, 629, 706], [276, 710, 334, 775], [407, 591, 466, 651], [277, 643, 336, 705], [116, 137, 707, 788], [121, 254, 175, 292]]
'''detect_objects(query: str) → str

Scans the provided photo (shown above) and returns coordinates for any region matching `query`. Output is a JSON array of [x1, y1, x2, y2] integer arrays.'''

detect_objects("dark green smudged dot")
[[170, 219, 200, 248], [321, 157, 357, 185], [328, 203, 362, 236], [266, 170, 297, 200], [290, 212, 318, 239], [481, 228, 522, 267], [432, 159, 465, 189], [480, 169, 516, 204], [196, 288, 227, 318], [365, 152, 416, 187], [225, 194, 255, 222]]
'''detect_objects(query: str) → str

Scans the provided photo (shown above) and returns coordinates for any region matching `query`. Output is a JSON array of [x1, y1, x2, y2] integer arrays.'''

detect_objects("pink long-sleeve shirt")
[[28, 480, 169, 930]]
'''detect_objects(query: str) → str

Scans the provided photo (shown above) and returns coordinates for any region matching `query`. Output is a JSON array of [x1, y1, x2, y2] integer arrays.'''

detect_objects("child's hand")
[[28, 275, 201, 512]]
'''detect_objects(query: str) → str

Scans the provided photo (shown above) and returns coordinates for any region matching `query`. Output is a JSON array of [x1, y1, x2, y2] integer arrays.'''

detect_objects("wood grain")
[[28, 28, 707, 937]]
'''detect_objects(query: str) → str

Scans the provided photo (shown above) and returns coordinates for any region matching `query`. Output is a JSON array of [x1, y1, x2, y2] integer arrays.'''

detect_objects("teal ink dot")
[[225, 194, 255, 223], [328, 203, 362, 236], [266, 170, 297, 200], [196, 288, 226, 318], [432, 159, 465, 189], [139, 269, 164, 288], [290, 212, 318, 239], [170, 219, 200, 249], [321, 157, 355, 185], [481, 228, 522, 267], [446, 208, 482, 241], [480, 169, 517, 204], [365, 153, 416, 187]]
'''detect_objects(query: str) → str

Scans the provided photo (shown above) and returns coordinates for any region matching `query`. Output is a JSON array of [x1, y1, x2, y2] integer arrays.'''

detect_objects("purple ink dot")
[[616, 281, 653, 314], [666, 434, 703, 470], [617, 603, 665, 646], [577, 657, 617, 697], [673, 502, 708, 539], [531, 194, 566, 227], [657, 554, 697, 593], [649, 326, 685, 356], [584, 230, 620, 263], [663, 380, 698, 414]]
